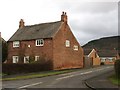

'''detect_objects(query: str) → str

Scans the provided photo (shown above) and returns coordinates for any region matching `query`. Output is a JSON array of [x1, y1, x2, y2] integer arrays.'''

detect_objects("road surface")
[[2, 65, 116, 89]]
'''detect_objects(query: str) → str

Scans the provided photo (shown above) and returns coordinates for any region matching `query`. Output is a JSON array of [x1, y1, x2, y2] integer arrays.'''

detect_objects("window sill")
[[36, 45, 44, 47], [13, 47, 19, 48]]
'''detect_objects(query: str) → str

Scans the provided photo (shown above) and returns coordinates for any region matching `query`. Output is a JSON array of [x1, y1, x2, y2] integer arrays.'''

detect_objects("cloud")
[[65, 2, 118, 45], [0, 0, 118, 46], [72, 2, 117, 13]]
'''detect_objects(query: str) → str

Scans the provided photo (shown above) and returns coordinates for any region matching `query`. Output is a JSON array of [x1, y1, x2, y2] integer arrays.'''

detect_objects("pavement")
[[85, 70, 120, 90], [2, 65, 118, 89]]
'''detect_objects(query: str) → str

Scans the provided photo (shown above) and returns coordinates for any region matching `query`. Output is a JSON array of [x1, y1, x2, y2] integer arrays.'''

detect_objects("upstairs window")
[[36, 39, 44, 46], [73, 45, 78, 51], [13, 41, 20, 47], [65, 40, 70, 47]]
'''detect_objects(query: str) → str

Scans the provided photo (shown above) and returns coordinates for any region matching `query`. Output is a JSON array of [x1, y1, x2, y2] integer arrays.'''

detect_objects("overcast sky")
[[0, 0, 119, 46]]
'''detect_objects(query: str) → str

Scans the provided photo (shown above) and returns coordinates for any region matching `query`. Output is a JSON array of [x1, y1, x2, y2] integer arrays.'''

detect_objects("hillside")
[[82, 36, 120, 51]]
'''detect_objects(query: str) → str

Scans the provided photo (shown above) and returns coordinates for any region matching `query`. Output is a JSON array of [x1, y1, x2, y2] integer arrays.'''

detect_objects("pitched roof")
[[98, 50, 118, 57], [84, 49, 118, 57], [84, 49, 93, 55], [8, 21, 62, 41]]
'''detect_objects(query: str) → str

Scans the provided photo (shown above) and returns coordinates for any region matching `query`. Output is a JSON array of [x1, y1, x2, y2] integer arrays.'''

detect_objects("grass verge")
[[109, 75, 120, 86], [0, 73, 7, 77], [2, 69, 74, 81]]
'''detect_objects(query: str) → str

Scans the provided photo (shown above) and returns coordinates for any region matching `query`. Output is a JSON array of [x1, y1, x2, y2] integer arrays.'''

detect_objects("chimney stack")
[[19, 19, 25, 29], [61, 11, 67, 23]]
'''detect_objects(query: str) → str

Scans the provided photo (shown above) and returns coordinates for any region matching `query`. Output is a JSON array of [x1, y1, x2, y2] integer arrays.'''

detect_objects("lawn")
[[109, 75, 120, 86]]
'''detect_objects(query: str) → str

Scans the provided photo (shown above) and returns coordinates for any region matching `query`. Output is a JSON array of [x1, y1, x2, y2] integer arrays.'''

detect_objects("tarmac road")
[[2, 65, 117, 89]]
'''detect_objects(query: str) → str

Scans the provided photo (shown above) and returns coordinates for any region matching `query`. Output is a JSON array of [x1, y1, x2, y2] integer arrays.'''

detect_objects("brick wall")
[[7, 22, 84, 70], [53, 22, 83, 70], [104, 58, 115, 65], [88, 50, 101, 66], [7, 38, 53, 63], [104, 60, 114, 65]]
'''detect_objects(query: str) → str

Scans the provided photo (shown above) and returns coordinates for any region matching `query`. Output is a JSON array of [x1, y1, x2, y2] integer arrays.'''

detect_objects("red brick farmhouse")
[[7, 12, 84, 70]]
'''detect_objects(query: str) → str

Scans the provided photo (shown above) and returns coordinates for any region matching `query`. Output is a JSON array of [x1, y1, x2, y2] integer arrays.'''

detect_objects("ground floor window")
[[35, 56, 40, 61], [13, 56, 19, 63], [109, 58, 113, 62], [24, 56, 29, 63], [101, 58, 106, 62]]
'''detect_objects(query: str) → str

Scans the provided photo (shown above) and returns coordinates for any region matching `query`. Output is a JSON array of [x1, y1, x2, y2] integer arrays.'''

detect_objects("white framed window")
[[13, 56, 19, 63], [101, 58, 106, 62], [65, 40, 70, 47], [36, 39, 44, 46], [108, 58, 113, 62], [109, 59, 113, 62], [101, 59, 105, 62], [13, 41, 20, 47], [24, 56, 29, 63], [35, 56, 40, 61], [73, 45, 78, 51]]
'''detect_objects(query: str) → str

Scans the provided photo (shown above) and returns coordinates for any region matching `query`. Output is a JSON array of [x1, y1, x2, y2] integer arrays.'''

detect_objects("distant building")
[[98, 50, 120, 65], [84, 49, 101, 66], [7, 12, 84, 70]]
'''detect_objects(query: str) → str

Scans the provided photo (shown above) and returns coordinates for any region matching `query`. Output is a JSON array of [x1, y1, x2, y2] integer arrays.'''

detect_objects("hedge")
[[2, 61, 53, 75], [114, 59, 120, 78]]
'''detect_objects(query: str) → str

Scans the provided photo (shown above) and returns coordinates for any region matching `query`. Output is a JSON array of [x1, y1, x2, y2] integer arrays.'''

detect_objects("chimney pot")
[[62, 11, 64, 15], [19, 19, 25, 29], [61, 11, 68, 23]]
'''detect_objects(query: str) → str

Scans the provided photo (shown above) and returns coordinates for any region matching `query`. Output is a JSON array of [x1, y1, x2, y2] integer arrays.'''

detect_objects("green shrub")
[[114, 59, 120, 78]]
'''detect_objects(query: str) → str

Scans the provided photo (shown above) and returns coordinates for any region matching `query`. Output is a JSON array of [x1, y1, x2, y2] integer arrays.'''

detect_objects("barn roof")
[[8, 21, 62, 41]]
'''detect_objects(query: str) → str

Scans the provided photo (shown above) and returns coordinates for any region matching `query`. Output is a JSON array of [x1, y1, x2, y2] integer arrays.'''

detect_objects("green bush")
[[2, 60, 53, 75], [114, 59, 120, 78]]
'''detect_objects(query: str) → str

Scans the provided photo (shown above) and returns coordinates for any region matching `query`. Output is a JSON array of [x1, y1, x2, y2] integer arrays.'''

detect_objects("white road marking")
[[97, 68, 104, 71], [58, 72, 78, 76], [80, 71, 93, 75], [56, 71, 93, 80], [18, 82, 42, 89], [18, 66, 113, 88], [106, 66, 111, 68], [56, 75, 74, 80], [59, 73, 71, 76]]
